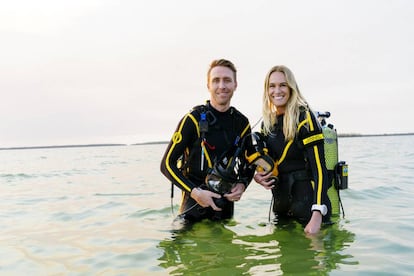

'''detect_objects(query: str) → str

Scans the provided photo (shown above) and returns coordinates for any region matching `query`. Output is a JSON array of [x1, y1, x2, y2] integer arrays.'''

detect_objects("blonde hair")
[[262, 65, 309, 141]]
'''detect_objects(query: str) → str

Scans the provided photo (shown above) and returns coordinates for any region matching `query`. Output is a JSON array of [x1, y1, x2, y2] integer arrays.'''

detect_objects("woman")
[[254, 65, 331, 234]]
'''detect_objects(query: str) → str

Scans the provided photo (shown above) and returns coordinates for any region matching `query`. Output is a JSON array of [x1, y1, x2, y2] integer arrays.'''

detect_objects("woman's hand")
[[223, 183, 246, 202], [304, 211, 322, 234], [254, 171, 276, 190]]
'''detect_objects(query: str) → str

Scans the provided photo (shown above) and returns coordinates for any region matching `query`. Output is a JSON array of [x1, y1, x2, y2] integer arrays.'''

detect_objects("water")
[[1, 135, 413, 275]]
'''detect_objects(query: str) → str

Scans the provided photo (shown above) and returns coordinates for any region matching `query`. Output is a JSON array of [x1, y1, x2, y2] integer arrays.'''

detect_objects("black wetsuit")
[[160, 101, 254, 222], [264, 108, 332, 224]]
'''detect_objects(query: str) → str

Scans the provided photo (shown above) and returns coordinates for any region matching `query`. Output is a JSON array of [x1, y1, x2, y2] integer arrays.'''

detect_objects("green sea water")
[[1, 135, 413, 275]]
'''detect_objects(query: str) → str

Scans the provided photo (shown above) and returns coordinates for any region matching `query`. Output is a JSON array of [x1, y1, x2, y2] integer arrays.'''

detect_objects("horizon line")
[[1, 132, 414, 151]]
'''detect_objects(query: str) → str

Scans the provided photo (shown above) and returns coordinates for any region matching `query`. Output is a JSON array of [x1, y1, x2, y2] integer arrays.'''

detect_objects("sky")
[[1, 0, 413, 147]]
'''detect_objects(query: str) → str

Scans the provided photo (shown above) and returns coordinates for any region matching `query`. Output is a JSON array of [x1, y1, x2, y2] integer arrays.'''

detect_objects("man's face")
[[207, 66, 237, 109]]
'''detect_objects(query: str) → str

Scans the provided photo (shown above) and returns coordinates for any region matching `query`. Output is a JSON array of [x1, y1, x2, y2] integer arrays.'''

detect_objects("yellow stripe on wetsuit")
[[165, 112, 249, 193], [240, 123, 250, 139], [272, 111, 325, 205], [164, 113, 194, 192], [276, 116, 307, 166], [302, 133, 324, 145], [306, 110, 324, 204], [277, 140, 293, 165]]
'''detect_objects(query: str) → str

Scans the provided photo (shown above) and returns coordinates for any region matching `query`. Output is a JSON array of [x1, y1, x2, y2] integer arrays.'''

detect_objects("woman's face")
[[268, 71, 290, 114]]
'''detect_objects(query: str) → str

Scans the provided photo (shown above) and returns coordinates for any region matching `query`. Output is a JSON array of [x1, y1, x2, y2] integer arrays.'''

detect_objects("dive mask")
[[205, 167, 235, 194], [205, 143, 243, 194], [245, 132, 279, 176]]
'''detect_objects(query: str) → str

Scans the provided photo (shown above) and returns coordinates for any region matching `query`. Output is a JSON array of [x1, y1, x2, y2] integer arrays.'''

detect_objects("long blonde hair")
[[262, 65, 309, 141]]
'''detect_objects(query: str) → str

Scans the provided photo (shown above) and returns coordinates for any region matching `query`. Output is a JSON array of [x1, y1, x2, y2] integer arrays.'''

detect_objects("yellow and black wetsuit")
[[264, 108, 332, 223], [160, 101, 254, 222]]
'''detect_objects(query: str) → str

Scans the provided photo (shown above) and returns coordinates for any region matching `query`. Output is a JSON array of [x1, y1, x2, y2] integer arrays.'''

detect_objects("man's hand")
[[191, 187, 222, 211]]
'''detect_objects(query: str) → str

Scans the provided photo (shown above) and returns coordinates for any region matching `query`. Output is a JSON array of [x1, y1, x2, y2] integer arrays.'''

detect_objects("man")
[[160, 59, 254, 222]]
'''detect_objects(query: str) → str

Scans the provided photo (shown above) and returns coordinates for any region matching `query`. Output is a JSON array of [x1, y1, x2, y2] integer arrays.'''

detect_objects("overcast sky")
[[1, 0, 413, 147]]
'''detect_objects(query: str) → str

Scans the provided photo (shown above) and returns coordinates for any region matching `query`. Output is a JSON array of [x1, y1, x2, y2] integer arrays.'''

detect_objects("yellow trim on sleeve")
[[165, 113, 194, 192], [313, 145, 323, 204], [302, 133, 324, 146]]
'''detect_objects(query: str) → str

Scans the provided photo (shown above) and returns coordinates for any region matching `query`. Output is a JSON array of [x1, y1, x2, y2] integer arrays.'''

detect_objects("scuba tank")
[[317, 111, 348, 217]]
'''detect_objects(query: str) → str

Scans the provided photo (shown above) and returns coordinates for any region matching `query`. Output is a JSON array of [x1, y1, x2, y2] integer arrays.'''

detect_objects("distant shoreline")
[[338, 132, 414, 138], [0, 143, 127, 151], [1, 133, 413, 151]]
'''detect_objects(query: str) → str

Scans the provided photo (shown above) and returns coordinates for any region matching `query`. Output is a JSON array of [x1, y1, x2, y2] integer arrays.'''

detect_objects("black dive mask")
[[205, 140, 243, 194]]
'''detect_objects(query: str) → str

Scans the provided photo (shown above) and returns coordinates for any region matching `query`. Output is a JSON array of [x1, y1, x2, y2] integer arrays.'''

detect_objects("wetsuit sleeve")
[[239, 122, 255, 188], [160, 112, 199, 193], [297, 110, 329, 206]]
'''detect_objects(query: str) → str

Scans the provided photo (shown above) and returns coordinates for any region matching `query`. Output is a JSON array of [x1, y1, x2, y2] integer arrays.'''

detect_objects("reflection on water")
[[158, 218, 356, 275]]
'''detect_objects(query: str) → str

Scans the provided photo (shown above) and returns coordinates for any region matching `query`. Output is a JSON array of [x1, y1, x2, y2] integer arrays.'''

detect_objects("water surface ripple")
[[1, 136, 413, 274]]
